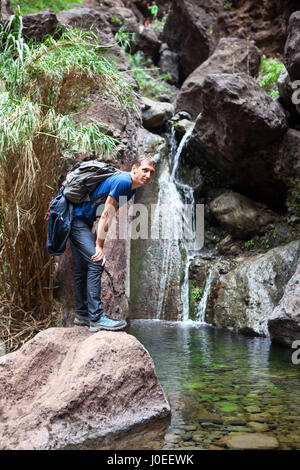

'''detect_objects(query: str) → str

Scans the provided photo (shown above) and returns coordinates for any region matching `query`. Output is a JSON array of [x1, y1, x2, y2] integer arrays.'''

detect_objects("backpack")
[[46, 160, 121, 256], [61, 160, 120, 204], [46, 189, 74, 257]]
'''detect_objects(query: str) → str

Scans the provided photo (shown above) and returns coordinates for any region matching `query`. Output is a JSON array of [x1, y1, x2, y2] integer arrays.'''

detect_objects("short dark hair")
[[132, 154, 156, 168]]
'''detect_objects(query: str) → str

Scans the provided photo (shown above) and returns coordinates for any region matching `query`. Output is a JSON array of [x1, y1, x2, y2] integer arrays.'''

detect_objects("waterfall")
[[151, 164, 184, 319], [130, 122, 207, 322], [196, 265, 217, 323], [167, 122, 206, 322]]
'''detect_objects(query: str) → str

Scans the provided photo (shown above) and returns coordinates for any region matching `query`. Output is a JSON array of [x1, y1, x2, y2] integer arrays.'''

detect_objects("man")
[[70, 155, 156, 332], [149, 1, 158, 23]]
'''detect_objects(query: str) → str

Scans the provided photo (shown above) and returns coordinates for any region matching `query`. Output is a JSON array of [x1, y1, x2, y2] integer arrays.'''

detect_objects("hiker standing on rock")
[[149, 2, 158, 23], [144, 1, 158, 27], [71, 155, 156, 332]]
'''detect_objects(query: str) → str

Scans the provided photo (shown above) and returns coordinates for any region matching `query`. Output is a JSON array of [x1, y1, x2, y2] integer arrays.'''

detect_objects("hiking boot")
[[89, 313, 127, 332], [74, 313, 90, 327]]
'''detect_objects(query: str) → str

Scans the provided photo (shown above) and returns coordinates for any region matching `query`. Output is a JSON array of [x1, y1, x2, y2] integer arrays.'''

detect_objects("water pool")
[[128, 319, 300, 450]]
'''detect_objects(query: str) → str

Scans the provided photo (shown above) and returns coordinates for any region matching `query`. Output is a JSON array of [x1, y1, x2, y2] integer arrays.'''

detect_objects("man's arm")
[[91, 195, 119, 265]]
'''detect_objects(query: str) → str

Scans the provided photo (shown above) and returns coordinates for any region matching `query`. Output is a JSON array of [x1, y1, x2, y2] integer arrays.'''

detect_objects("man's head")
[[130, 154, 156, 189]]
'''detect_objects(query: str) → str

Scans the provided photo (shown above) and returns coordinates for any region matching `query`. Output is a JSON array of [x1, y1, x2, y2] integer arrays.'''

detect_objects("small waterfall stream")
[[167, 122, 206, 322], [130, 122, 209, 322]]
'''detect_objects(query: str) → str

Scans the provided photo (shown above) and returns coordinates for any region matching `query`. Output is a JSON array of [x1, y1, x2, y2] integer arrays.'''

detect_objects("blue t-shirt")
[[73, 172, 137, 224]]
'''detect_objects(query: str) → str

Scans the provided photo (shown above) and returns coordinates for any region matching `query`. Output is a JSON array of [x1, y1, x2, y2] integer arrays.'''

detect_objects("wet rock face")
[[211, 240, 300, 337], [284, 11, 300, 81], [268, 260, 300, 347], [129, 128, 184, 321], [176, 37, 262, 119], [209, 192, 276, 239], [0, 327, 170, 450]]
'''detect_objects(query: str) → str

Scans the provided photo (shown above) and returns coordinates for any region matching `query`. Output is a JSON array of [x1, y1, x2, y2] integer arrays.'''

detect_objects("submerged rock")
[[223, 433, 279, 450], [0, 327, 170, 450]]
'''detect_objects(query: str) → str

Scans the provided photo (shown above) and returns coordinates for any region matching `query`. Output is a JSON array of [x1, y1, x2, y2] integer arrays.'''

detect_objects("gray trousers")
[[70, 217, 104, 321]]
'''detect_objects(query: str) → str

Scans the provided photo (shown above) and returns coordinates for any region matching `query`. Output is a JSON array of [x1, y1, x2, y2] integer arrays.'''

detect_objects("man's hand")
[[91, 245, 106, 265], [91, 196, 119, 265]]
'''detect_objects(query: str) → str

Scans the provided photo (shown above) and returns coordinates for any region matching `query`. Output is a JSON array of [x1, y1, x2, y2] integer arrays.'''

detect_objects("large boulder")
[[275, 128, 300, 180], [162, 0, 223, 82], [21, 9, 59, 42], [176, 37, 262, 119], [192, 73, 288, 165], [141, 96, 174, 129], [268, 260, 300, 347], [210, 240, 300, 337], [158, 43, 179, 85], [210, 192, 276, 239], [132, 26, 162, 62], [277, 67, 300, 126], [0, 327, 170, 449], [284, 11, 300, 81], [185, 72, 289, 208]]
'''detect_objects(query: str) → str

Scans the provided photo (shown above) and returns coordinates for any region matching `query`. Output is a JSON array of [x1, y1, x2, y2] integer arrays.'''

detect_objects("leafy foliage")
[[259, 57, 285, 99], [126, 51, 175, 99], [10, 0, 85, 14], [149, 14, 168, 36]]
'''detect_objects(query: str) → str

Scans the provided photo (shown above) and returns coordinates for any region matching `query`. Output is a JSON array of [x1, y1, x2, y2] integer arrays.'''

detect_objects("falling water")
[[167, 122, 205, 321], [196, 265, 217, 323]]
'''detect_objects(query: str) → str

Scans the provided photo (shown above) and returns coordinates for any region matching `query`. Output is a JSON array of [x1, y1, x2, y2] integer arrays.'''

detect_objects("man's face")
[[132, 160, 155, 187]]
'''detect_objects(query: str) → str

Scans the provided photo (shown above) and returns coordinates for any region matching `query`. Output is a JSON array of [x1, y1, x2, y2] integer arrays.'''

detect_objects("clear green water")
[[129, 320, 300, 450]]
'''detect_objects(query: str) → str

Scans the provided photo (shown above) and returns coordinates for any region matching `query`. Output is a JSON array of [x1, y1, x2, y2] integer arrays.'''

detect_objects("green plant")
[[191, 286, 205, 301], [260, 238, 270, 250], [259, 57, 284, 99], [149, 14, 168, 36], [224, 1, 233, 10], [244, 239, 255, 249], [0, 14, 134, 351], [10, 0, 85, 14], [115, 24, 136, 52], [126, 51, 175, 99], [110, 15, 123, 25]]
